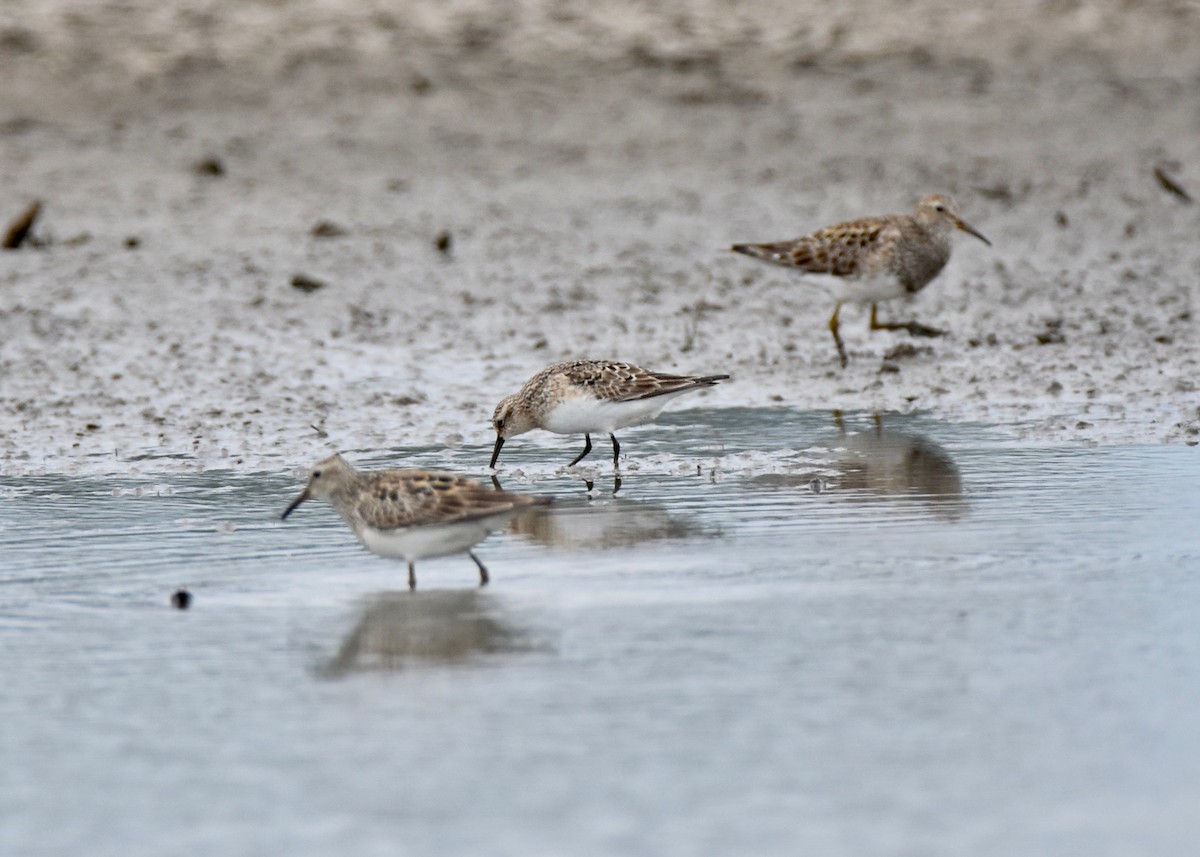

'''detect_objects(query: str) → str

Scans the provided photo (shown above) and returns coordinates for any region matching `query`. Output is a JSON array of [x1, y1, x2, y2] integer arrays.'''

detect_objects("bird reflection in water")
[[507, 496, 710, 550], [318, 589, 541, 677], [832, 412, 966, 520], [754, 412, 967, 520], [493, 471, 621, 497]]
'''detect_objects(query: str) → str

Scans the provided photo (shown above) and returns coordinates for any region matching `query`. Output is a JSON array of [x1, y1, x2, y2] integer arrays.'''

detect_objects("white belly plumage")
[[813, 272, 909, 305], [353, 512, 514, 561], [542, 392, 688, 435]]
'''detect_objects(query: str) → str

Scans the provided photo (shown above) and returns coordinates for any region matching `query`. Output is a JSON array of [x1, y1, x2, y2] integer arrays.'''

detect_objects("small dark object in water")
[[1153, 166, 1192, 203], [171, 589, 192, 610], [124, 236, 140, 249], [291, 273, 327, 293], [434, 230, 453, 255], [193, 157, 225, 177], [3, 200, 41, 249]]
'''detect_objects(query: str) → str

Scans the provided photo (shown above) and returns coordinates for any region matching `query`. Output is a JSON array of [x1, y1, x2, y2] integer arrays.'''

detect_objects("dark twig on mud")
[[1154, 166, 1193, 204]]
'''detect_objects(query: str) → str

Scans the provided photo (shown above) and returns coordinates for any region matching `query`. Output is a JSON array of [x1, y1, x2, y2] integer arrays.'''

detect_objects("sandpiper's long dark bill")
[[731, 193, 991, 367], [489, 359, 729, 470], [953, 217, 991, 246], [280, 453, 548, 590], [489, 435, 506, 469], [281, 488, 310, 519]]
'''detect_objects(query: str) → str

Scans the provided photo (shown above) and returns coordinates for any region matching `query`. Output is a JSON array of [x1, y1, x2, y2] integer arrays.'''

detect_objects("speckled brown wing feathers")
[[351, 471, 542, 530], [555, 360, 728, 403], [732, 217, 895, 278]]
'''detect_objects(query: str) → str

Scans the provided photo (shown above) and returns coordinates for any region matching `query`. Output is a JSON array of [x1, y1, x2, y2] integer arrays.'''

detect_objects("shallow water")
[[3, 410, 1200, 857]]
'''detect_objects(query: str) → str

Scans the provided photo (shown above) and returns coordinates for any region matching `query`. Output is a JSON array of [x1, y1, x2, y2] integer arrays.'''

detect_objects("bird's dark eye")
[[313, 470, 323, 479], [496, 418, 505, 430], [934, 204, 945, 212]]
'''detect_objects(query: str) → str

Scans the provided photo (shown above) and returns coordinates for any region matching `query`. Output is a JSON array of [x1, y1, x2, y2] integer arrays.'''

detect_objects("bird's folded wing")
[[355, 472, 531, 529]]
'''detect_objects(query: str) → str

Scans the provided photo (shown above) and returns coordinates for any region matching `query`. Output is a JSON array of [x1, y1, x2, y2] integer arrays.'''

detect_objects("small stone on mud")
[[882, 342, 930, 361], [1036, 320, 1066, 345], [291, 273, 327, 293], [311, 220, 348, 239], [974, 183, 1013, 203], [192, 156, 225, 177], [410, 72, 434, 95]]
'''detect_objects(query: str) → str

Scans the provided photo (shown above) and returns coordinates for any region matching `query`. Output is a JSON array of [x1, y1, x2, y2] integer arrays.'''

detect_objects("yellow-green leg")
[[829, 303, 848, 367], [869, 303, 945, 338]]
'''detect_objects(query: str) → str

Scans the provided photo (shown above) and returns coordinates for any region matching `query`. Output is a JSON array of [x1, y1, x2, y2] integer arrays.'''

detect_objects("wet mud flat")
[[2, 4, 1200, 476], [3, 411, 1199, 855]]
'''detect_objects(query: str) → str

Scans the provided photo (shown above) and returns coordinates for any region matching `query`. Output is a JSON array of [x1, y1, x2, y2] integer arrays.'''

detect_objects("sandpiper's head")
[[489, 394, 536, 468], [915, 194, 991, 246], [281, 453, 356, 519]]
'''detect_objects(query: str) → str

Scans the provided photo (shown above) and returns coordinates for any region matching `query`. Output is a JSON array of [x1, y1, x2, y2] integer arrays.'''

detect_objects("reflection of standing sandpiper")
[[489, 360, 729, 470], [748, 412, 966, 521], [832, 413, 966, 520], [732, 194, 990, 366], [319, 590, 537, 676], [281, 454, 547, 589], [507, 497, 706, 550]]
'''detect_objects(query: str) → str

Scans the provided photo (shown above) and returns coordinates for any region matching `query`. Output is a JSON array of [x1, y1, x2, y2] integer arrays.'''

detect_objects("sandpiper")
[[281, 453, 547, 589], [490, 360, 729, 469], [731, 194, 990, 366]]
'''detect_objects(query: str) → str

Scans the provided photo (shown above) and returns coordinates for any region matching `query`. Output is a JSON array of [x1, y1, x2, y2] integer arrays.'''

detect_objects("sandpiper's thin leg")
[[869, 303, 945, 338], [568, 433, 593, 467], [612, 474, 622, 495], [609, 433, 620, 468], [407, 562, 416, 591], [469, 551, 489, 587], [829, 303, 847, 367]]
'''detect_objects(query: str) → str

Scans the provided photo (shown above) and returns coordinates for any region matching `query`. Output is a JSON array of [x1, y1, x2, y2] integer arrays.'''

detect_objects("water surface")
[[3, 410, 1199, 856]]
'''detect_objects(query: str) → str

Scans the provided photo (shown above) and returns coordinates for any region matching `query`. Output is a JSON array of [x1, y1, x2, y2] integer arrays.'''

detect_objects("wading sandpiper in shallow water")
[[731, 194, 990, 367], [281, 453, 547, 590], [489, 360, 730, 470]]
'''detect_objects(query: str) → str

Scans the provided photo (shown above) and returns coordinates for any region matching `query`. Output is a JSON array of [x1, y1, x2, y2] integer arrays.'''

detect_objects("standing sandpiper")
[[731, 194, 990, 366], [489, 360, 730, 470], [281, 453, 547, 589]]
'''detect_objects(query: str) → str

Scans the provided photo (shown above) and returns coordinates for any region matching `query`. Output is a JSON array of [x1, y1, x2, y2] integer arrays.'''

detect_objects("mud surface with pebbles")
[[2, 1, 1198, 474]]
